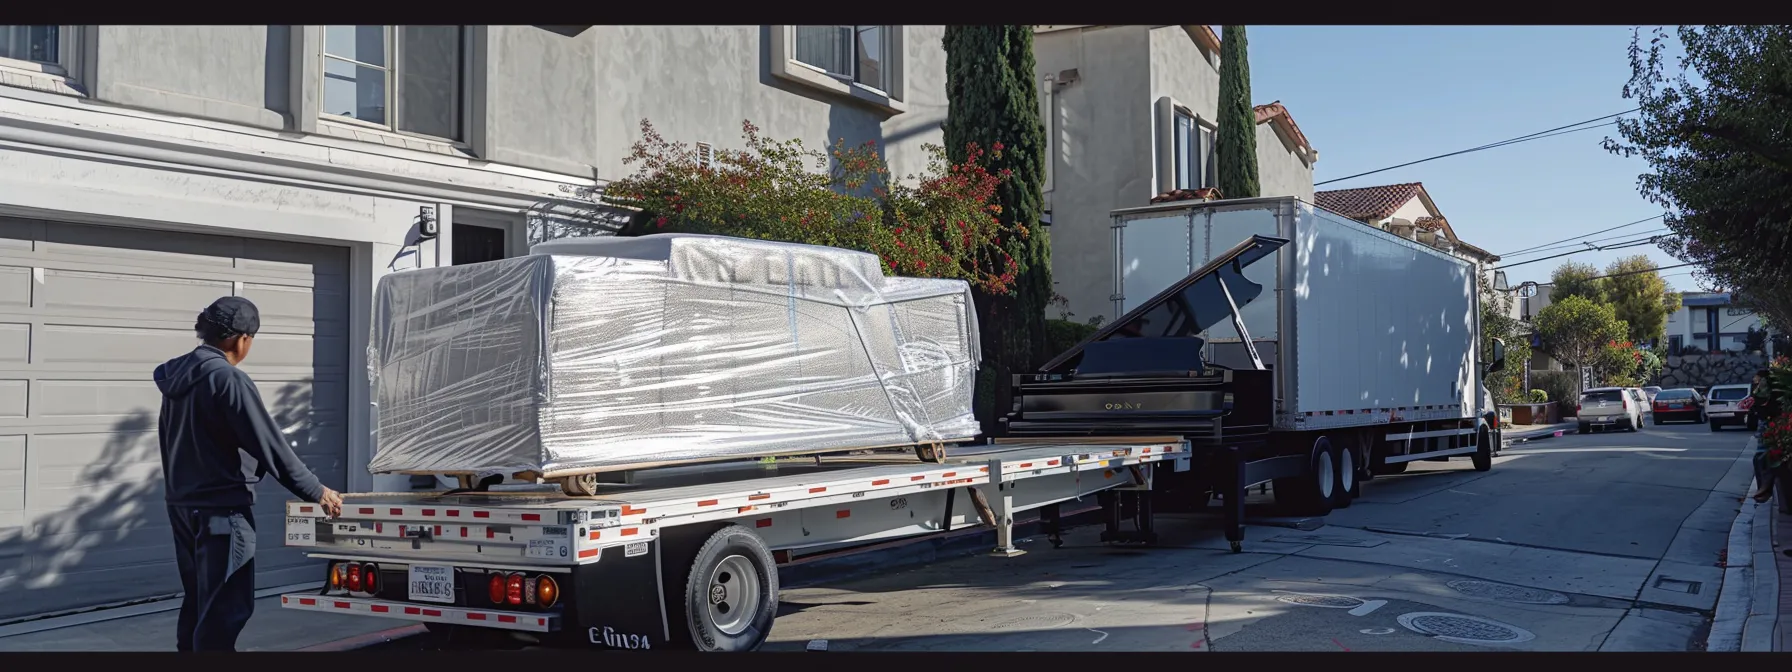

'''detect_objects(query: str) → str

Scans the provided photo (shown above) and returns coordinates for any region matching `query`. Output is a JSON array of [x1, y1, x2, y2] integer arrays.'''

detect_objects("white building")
[[1667, 291, 1771, 356]]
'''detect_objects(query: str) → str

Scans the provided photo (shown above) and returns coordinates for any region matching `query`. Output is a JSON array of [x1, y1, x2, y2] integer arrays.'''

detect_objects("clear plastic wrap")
[[366, 234, 983, 477]]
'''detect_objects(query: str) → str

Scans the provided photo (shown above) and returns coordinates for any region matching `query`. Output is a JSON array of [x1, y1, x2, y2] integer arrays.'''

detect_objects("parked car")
[[1626, 388, 1652, 420], [1651, 388, 1707, 425], [1643, 386, 1663, 402], [1706, 383, 1755, 431], [1578, 387, 1645, 433]]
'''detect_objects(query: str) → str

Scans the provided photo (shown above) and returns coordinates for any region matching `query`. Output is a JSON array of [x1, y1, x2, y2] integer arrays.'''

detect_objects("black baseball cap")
[[198, 297, 261, 339]]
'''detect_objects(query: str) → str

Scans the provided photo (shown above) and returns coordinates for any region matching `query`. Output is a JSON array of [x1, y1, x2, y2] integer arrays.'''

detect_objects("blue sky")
[[1243, 26, 1703, 292]]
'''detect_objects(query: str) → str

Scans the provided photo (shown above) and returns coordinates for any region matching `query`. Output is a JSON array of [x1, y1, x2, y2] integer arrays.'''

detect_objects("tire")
[[1274, 436, 1336, 516], [1333, 440, 1359, 509], [1711, 421, 1721, 432], [1652, 417, 1662, 426], [1578, 423, 1590, 435], [678, 525, 779, 652], [1471, 428, 1493, 472]]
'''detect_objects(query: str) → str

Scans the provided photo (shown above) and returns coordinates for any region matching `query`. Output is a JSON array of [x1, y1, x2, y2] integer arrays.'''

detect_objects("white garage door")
[[0, 216, 349, 622]]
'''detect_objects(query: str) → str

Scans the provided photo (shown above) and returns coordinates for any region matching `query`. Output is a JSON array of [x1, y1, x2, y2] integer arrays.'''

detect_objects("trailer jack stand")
[[968, 486, 1026, 557]]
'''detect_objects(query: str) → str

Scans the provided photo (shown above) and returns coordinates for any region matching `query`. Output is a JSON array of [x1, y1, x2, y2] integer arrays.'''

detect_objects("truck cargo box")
[[367, 234, 981, 478], [1109, 197, 1482, 430]]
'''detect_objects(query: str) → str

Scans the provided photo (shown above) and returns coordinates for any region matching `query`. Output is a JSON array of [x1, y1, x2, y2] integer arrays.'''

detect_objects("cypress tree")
[[941, 26, 1052, 433], [1216, 26, 1260, 198]]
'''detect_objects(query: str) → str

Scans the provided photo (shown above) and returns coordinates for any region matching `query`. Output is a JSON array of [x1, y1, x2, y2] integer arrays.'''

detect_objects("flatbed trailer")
[[280, 438, 1187, 651]]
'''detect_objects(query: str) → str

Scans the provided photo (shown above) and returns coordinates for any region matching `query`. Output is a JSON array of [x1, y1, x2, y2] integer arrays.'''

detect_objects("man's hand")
[[318, 487, 344, 519]]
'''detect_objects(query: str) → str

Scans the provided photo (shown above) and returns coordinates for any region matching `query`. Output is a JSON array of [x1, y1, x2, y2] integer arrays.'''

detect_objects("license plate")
[[1668, 404, 1684, 410], [408, 564, 456, 604], [285, 517, 315, 546]]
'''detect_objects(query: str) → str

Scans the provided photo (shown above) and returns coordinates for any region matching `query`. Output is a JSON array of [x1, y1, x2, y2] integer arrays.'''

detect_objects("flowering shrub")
[[602, 120, 1024, 295], [1762, 412, 1792, 468], [1594, 340, 1646, 387]]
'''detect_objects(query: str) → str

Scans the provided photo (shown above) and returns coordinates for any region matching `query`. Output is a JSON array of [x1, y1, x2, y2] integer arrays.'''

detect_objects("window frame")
[[788, 26, 891, 95], [1157, 98, 1217, 194], [0, 25, 73, 76], [0, 25, 87, 96], [768, 25, 908, 114], [1171, 108, 1217, 191], [317, 25, 470, 143]]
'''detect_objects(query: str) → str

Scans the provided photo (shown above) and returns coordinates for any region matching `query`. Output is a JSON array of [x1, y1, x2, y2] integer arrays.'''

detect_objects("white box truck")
[[1002, 196, 1507, 551]]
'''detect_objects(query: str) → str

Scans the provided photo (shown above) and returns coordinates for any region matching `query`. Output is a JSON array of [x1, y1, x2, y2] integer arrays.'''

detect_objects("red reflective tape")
[[943, 472, 956, 477], [299, 506, 313, 513], [474, 511, 490, 519], [698, 499, 719, 507], [376, 523, 383, 533], [1047, 460, 1060, 466], [521, 514, 541, 522], [588, 530, 600, 540], [434, 525, 443, 536], [737, 506, 754, 513], [281, 597, 289, 604], [1104, 470, 1115, 478], [756, 518, 773, 528], [578, 548, 600, 559], [622, 506, 646, 516], [399, 525, 407, 535], [404, 607, 421, 615], [467, 613, 487, 621], [422, 609, 441, 617], [372, 605, 390, 613], [499, 615, 517, 623], [487, 528, 495, 539], [979, 467, 989, 473], [621, 528, 639, 536], [809, 487, 827, 493], [538, 618, 546, 626], [872, 479, 890, 486], [334, 601, 350, 609], [461, 527, 468, 537], [836, 509, 850, 519], [910, 475, 924, 481], [300, 598, 316, 606], [359, 507, 375, 515], [1020, 463, 1033, 468], [422, 509, 437, 517], [389, 508, 403, 516], [748, 494, 770, 501], [447, 510, 461, 517]]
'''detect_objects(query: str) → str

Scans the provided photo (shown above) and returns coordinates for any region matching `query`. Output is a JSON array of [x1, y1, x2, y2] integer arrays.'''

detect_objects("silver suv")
[[1577, 387, 1644, 433]]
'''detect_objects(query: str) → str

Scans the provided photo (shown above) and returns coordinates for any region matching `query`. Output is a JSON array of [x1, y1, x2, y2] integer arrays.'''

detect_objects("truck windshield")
[[1581, 391, 1623, 403], [1710, 387, 1750, 400]]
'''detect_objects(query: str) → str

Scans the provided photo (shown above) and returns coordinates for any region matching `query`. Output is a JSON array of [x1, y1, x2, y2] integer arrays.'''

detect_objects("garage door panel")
[[40, 269, 235, 322], [0, 266, 29, 308], [0, 220, 349, 620]]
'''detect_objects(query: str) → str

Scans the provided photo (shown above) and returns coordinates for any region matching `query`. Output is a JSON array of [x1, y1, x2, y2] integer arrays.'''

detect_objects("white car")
[[1577, 386, 1645, 433], [1706, 383, 1755, 431]]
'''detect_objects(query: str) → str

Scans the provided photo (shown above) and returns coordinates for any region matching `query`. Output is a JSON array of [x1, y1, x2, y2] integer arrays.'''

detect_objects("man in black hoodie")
[[155, 296, 343, 651]]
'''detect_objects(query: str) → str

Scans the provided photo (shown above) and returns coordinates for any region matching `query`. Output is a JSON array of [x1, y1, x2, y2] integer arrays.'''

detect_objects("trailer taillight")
[[507, 573, 524, 606], [488, 573, 507, 604], [328, 563, 344, 591], [536, 575, 560, 608], [361, 563, 380, 593], [347, 563, 363, 592]]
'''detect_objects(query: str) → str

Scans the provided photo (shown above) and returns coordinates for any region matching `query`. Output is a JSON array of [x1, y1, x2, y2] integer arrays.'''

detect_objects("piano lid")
[[1040, 234, 1289, 373]]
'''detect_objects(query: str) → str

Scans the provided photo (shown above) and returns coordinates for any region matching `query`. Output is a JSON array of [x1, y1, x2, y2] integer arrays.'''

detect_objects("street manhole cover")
[[1397, 612, 1535, 646], [1276, 593, 1366, 608], [1446, 580, 1570, 605], [989, 613, 1077, 630]]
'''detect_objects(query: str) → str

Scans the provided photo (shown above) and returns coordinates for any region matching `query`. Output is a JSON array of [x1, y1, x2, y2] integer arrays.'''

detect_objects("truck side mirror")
[[1487, 338, 1507, 374]]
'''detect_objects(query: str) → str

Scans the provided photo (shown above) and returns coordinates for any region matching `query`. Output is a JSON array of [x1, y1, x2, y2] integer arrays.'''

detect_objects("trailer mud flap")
[[570, 541, 670, 650]]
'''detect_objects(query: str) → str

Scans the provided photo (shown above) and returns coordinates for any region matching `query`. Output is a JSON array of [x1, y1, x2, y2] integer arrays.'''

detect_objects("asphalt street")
[[369, 419, 1758, 652]]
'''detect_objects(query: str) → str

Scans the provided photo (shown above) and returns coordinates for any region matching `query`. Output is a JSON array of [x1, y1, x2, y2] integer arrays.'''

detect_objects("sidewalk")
[[1503, 421, 1576, 445], [0, 591, 419, 652]]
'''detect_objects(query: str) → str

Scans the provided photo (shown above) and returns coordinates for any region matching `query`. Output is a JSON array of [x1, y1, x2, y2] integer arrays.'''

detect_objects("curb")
[[1709, 436, 1779, 652], [1502, 423, 1575, 447]]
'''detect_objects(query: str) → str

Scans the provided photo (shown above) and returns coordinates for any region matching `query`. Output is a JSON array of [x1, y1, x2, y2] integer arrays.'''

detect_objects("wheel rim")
[[1339, 447, 1356, 492], [1316, 450, 1335, 499], [705, 555, 762, 636]]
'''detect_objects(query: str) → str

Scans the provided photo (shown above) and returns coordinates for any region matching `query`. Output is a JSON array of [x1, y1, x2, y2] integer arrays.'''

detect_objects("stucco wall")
[[484, 26, 600, 179], [1254, 121, 1314, 203], [1034, 26, 1155, 328], [590, 26, 949, 187], [93, 26, 291, 130]]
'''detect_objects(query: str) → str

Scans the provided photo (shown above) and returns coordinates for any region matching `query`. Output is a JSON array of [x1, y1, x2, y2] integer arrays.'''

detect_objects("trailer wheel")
[[1471, 427, 1493, 472], [1274, 436, 1336, 516], [680, 525, 779, 652], [1332, 442, 1359, 508]]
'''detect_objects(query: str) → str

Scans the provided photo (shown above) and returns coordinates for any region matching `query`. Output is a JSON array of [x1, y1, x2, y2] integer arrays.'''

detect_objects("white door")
[[0, 216, 350, 622]]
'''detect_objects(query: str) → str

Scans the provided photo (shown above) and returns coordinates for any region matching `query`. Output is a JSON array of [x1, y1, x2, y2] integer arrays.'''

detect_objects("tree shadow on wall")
[[0, 382, 327, 627]]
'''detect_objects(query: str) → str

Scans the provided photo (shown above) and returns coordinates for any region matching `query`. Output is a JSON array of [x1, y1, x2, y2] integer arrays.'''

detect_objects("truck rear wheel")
[[1332, 443, 1359, 509], [679, 525, 779, 652], [1471, 428, 1493, 472], [1274, 436, 1336, 516]]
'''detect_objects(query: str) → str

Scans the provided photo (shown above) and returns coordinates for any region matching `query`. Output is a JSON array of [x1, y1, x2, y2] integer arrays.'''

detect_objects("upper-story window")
[[321, 26, 465, 141], [1173, 109, 1216, 190], [793, 26, 889, 94]]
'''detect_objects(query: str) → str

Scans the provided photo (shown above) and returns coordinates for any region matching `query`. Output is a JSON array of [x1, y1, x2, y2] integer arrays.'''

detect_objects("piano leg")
[[1041, 503, 1065, 549], [1224, 446, 1246, 553]]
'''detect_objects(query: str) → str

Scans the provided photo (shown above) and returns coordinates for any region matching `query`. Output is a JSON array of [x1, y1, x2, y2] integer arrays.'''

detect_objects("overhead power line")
[[1498, 233, 1674, 269], [1504, 228, 1672, 259], [1315, 109, 1639, 187], [1497, 214, 1667, 257]]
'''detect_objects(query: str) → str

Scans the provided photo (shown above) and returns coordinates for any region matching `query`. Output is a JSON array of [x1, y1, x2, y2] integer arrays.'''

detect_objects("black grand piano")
[[999, 234, 1291, 551]]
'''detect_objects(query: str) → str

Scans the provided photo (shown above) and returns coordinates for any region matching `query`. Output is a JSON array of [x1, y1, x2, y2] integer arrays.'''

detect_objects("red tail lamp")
[[347, 564, 363, 592], [488, 573, 507, 604], [361, 563, 379, 593], [506, 574, 524, 606]]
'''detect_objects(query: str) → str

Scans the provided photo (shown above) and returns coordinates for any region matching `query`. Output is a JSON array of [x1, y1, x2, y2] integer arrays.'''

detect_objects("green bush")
[[1044, 319, 1099, 359], [1527, 389, 1549, 403], [1531, 371, 1579, 412]]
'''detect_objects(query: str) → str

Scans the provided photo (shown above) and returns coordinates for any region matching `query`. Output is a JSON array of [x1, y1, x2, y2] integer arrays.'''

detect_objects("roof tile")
[[1313, 183, 1424, 220]]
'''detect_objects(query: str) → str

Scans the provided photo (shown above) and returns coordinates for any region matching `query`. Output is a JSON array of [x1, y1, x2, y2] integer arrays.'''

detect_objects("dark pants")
[[168, 505, 258, 652]]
